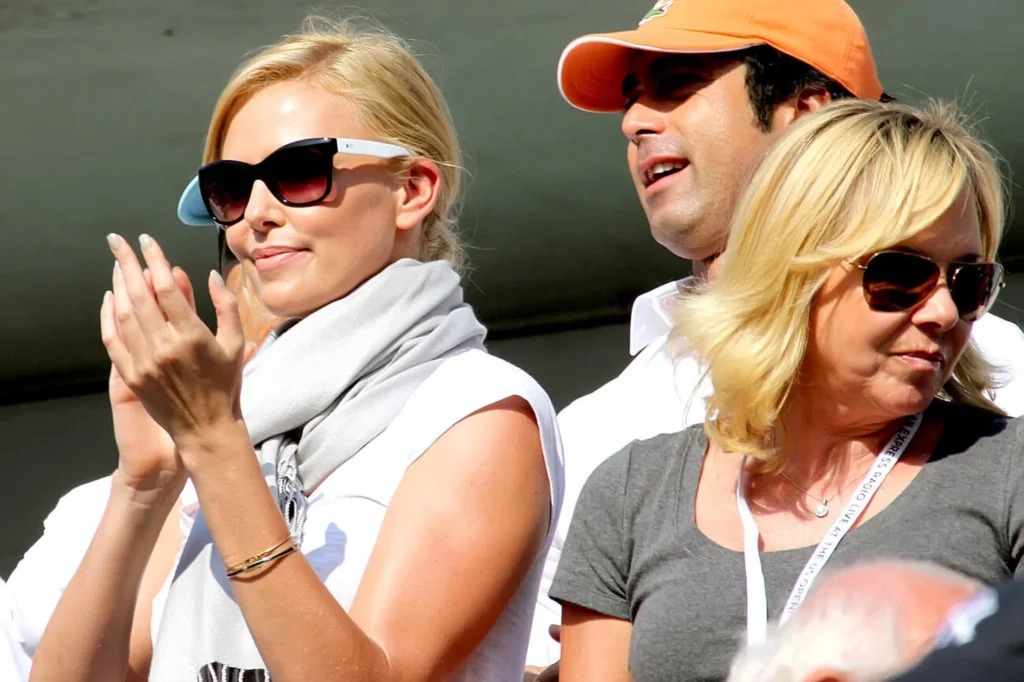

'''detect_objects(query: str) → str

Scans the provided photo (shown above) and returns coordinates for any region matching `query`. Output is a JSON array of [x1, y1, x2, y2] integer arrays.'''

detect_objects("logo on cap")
[[639, 0, 673, 25]]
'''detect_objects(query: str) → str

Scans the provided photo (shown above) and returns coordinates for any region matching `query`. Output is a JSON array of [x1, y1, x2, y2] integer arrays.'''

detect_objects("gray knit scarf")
[[149, 258, 487, 680]]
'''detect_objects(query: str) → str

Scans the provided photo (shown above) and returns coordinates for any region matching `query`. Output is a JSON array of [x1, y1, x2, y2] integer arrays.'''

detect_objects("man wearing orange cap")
[[527, 0, 1024, 676]]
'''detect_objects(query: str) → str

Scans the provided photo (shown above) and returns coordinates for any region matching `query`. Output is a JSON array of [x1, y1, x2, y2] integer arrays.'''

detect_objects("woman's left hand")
[[104, 232, 248, 452]]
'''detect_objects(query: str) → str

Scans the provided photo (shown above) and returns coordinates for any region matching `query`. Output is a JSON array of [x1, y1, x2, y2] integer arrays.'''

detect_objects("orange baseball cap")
[[558, 0, 884, 113]]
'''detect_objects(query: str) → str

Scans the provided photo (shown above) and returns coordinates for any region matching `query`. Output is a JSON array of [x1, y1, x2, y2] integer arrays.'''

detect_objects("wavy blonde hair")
[[202, 15, 465, 270], [671, 99, 1006, 471]]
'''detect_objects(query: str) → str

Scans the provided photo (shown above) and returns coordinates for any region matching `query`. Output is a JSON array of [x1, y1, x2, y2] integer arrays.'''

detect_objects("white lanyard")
[[736, 413, 923, 645]]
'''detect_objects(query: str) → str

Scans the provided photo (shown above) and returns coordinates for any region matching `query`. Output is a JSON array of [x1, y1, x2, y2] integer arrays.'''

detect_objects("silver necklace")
[[779, 466, 873, 518]]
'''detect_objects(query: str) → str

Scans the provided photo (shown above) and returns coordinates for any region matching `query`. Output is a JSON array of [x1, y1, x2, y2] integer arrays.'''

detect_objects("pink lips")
[[251, 246, 306, 272], [893, 350, 946, 372]]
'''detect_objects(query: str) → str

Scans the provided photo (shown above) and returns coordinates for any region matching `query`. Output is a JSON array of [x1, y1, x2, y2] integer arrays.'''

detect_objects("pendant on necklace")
[[814, 503, 829, 518]]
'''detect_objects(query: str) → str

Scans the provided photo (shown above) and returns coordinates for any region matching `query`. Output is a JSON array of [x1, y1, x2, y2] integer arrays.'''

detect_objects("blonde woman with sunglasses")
[[30, 17, 562, 682], [551, 100, 1022, 682]]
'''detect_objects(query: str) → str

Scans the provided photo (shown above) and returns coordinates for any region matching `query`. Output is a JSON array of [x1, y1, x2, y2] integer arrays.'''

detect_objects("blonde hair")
[[202, 16, 465, 270], [672, 99, 1006, 470]]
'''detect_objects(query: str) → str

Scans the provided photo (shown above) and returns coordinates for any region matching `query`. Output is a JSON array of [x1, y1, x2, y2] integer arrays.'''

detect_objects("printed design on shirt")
[[640, 0, 674, 25], [197, 661, 270, 682]]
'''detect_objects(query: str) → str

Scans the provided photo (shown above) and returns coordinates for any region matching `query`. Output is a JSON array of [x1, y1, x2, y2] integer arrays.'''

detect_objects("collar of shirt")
[[629, 277, 696, 356]]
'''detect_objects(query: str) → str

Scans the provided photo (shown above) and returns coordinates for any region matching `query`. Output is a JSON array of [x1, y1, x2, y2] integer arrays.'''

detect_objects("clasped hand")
[[101, 233, 248, 471]]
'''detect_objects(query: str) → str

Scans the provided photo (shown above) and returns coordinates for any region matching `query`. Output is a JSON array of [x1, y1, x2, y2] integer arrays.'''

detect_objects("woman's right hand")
[[104, 266, 196, 501]]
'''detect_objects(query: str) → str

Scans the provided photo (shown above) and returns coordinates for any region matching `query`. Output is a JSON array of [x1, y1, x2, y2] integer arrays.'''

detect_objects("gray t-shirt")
[[549, 403, 1024, 682]]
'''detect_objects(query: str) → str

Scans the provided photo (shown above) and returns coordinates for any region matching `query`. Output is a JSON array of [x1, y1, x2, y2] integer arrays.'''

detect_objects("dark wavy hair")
[[740, 45, 894, 131]]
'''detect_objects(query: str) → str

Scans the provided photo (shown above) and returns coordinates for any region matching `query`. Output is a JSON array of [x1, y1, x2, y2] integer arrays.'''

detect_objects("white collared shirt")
[[525, 279, 709, 667], [975, 312, 1024, 417], [526, 279, 1024, 668]]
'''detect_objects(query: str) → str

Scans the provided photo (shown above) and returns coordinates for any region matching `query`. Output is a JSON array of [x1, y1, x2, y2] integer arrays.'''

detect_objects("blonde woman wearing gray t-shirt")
[[551, 99, 1022, 682]]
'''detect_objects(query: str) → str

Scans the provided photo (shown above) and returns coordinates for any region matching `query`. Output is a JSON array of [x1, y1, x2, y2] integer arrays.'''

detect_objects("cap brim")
[[177, 175, 216, 227], [558, 29, 760, 113]]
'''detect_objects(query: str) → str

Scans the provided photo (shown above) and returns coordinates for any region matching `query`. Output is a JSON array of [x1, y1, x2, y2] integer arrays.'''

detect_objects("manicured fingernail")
[[106, 233, 122, 250], [210, 269, 225, 288], [139, 234, 153, 250]]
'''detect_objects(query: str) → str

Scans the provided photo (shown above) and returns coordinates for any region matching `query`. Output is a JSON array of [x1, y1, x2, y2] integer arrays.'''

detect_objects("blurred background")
[[1, 0, 1022, 574]]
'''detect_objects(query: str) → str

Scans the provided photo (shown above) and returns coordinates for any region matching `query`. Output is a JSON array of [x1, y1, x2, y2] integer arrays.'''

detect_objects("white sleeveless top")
[[0, 579, 30, 682], [152, 349, 564, 681]]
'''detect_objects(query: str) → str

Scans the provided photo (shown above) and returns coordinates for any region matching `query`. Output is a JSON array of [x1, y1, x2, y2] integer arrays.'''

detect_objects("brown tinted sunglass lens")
[[200, 164, 254, 225], [861, 252, 941, 312], [951, 263, 1001, 322], [268, 145, 332, 205]]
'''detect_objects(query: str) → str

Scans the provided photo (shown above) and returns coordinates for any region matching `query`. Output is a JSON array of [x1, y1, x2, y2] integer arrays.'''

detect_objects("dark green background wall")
[[1, 0, 1022, 573]]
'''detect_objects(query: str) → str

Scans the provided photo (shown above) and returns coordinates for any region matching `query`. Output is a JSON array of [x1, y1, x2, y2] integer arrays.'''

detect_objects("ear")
[[804, 667, 847, 682], [770, 88, 834, 131], [395, 159, 443, 232]]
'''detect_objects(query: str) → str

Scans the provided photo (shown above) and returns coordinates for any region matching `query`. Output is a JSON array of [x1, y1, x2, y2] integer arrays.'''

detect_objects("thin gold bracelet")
[[225, 537, 297, 578], [226, 544, 299, 579]]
